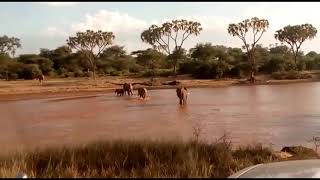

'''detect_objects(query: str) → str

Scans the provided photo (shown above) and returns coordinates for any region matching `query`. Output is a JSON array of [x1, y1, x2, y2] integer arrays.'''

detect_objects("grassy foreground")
[[0, 138, 304, 178]]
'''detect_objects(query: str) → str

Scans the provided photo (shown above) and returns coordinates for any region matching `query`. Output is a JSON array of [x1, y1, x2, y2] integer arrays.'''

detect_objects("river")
[[1, 82, 320, 152]]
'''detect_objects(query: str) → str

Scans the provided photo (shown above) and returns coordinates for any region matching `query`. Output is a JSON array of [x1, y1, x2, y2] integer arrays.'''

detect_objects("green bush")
[[7, 73, 18, 80], [103, 67, 117, 75], [57, 67, 68, 76], [74, 70, 84, 78], [67, 72, 75, 78], [286, 71, 302, 79], [48, 71, 58, 78], [120, 70, 130, 75], [18, 54, 53, 75], [228, 66, 242, 78], [192, 61, 231, 79], [158, 69, 173, 77], [129, 63, 143, 73], [260, 57, 286, 73], [110, 71, 121, 76], [193, 62, 215, 79], [271, 70, 312, 80], [297, 60, 306, 71], [142, 70, 155, 77], [20, 64, 42, 80], [305, 59, 317, 70], [141, 69, 173, 77], [178, 61, 200, 74]]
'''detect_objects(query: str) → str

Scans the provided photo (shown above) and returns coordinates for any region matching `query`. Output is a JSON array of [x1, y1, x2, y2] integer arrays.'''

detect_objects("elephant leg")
[[179, 98, 182, 105]]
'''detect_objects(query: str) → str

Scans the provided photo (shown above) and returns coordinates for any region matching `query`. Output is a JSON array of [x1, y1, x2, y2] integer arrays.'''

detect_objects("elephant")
[[137, 87, 147, 99], [176, 87, 188, 105], [37, 74, 45, 85], [123, 83, 133, 96], [115, 89, 125, 96]]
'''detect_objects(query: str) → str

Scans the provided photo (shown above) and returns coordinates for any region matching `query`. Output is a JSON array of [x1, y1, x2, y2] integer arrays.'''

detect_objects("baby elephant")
[[115, 89, 125, 96], [176, 87, 188, 105], [137, 87, 147, 99]]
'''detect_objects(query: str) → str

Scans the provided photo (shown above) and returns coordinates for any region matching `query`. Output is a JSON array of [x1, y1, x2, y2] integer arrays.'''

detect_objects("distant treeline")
[[0, 43, 319, 80], [0, 17, 319, 81]]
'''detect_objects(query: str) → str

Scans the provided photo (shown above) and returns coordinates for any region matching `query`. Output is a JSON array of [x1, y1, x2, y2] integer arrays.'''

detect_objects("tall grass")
[[0, 138, 281, 178]]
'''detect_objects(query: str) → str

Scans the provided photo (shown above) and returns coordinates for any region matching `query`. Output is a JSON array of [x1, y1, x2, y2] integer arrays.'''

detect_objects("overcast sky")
[[1, 2, 320, 55]]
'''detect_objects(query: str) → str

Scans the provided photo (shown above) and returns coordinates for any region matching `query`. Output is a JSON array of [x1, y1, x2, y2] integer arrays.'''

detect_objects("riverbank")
[[0, 139, 318, 178], [0, 73, 320, 101]]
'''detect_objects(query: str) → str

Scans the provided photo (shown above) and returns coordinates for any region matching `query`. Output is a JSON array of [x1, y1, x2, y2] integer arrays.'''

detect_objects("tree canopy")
[[67, 30, 115, 79], [275, 24, 317, 67], [0, 35, 21, 57], [141, 19, 202, 73], [228, 17, 269, 82]]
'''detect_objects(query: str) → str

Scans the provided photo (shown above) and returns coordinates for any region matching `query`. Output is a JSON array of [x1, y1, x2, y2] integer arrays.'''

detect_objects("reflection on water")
[[1, 82, 320, 152]]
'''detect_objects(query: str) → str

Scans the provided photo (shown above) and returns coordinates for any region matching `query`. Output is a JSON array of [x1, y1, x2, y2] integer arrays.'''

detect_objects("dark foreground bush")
[[0, 139, 282, 178]]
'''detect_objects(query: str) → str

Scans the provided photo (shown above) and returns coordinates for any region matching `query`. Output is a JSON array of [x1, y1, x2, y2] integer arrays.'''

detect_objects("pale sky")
[[1, 2, 320, 55]]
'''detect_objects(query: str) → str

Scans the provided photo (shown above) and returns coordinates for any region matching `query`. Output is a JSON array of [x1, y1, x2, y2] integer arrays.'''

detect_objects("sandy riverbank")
[[0, 74, 319, 101]]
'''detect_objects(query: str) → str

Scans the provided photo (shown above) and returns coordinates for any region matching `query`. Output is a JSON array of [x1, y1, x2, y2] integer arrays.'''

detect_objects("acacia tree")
[[274, 24, 317, 69], [141, 19, 202, 74], [0, 35, 21, 57], [228, 17, 269, 82], [67, 30, 115, 79]]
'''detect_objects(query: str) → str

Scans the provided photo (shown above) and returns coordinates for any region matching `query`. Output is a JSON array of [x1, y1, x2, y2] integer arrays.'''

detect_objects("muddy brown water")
[[1, 82, 320, 152]]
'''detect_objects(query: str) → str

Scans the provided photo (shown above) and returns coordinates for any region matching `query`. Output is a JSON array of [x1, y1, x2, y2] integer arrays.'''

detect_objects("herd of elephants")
[[115, 83, 188, 105], [35, 75, 188, 105]]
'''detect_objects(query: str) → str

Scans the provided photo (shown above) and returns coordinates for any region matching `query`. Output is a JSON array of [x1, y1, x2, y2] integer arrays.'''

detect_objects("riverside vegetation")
[[1, 17, 320, 178]]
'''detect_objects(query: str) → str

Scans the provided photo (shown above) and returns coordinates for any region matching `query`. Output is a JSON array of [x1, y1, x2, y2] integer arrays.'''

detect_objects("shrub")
[[228, 66, 242, 78], [305, 59, 317, 70], [129, 63, 143, 73], [158, 69, 173, 77], [142, 70, 155, 77], [271, 70, 312, 80], [193, 62, 215, 79], [297, 60, 306, 71], [74, 70, 84, 78], [260, 57, 286, 73], [192, 61, 231, 79], [20, 64, 42, 80], [48, 71, 58, 78], [141, 69, 174, 77], [178, 61, 200, 74], [7, 73, 18, 80], [110, 71, 121, 76], [57, 68, 68, 77]]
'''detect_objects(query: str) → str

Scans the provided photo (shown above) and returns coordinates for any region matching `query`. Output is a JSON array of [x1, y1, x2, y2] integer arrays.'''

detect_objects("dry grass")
[[0, 138, 284, 178]]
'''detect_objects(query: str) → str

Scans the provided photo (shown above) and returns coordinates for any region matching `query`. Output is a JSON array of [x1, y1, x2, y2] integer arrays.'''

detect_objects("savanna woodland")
[[0, 17, 319, 83]]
